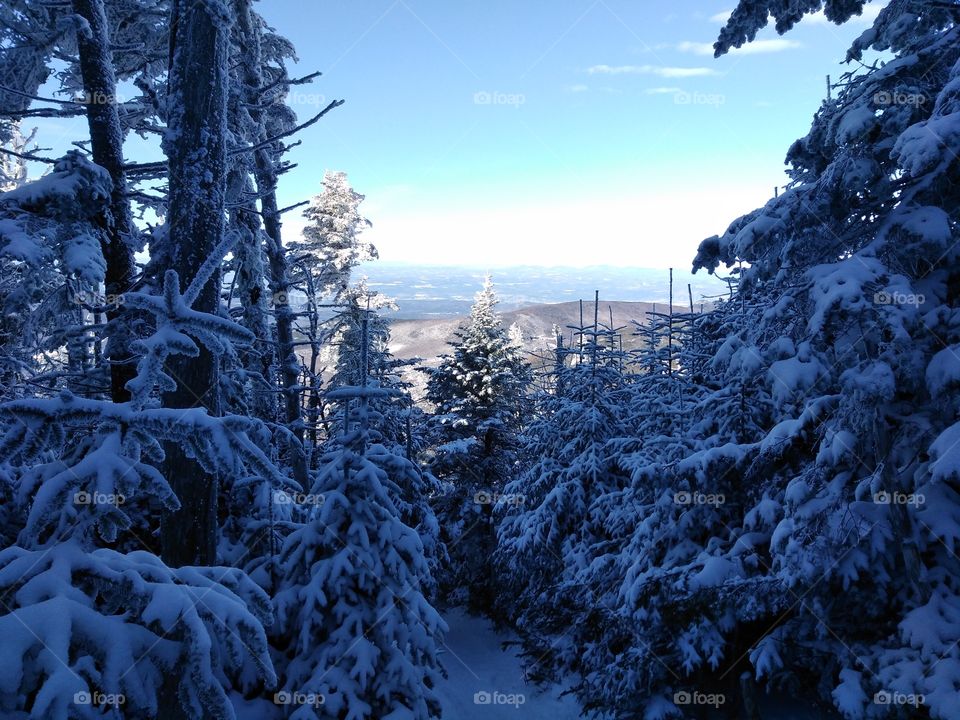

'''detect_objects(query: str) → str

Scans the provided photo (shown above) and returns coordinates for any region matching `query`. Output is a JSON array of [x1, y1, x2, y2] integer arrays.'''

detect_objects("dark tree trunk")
[[305, 269, 324, 468], [233, 0, 307, 488], [159, 0, 231, 570], [72, 0, 137, 403], [263, 193, 308, 488], [228, 168, 276, 422]]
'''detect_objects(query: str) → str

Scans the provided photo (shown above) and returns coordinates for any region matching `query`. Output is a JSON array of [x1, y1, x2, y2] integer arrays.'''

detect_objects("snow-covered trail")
[[230, 606, 583, 720], [435, 608, 584, 719]]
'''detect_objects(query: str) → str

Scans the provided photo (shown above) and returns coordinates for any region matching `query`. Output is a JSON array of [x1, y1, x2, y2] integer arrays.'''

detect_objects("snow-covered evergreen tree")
[[545, 3, 960, 718], [0, 151, 113, 398], [0, 262, 286, 718], [289, 171, 374, 468], [291, 170, 375, 305], [274, 313, 445, 719], [0, 543, 275, 720], [326, 286, 409, 443], [677, 3, 960, 717], [495, 308, 635, 669], [326, 304, 446, 599], [426, 275, 530, 607]]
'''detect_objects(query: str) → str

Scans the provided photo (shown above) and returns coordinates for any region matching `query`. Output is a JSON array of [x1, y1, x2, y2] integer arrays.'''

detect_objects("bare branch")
[[278, 200, 309, 215], [124, 160, 167, 176], [0, 107, 85, 118], [0, 82, 81, 106], [259, 70, 323, 97], [0, 147, 57, 164], [229, 99, 345, 157]]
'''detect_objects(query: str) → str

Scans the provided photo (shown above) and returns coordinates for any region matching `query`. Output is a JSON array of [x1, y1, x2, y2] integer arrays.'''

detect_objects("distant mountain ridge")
[[387, 298, 676, 401], [363, 262, 727, 320], [389, 299, 663, 363]]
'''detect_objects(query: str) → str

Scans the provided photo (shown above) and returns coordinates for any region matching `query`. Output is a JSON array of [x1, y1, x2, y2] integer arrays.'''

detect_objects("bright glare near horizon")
[[264, 0, 882, 268]]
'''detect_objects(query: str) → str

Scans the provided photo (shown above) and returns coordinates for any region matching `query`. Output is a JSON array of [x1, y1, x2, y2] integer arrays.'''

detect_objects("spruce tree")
[[496, 304, 634, 673], [426, 275, 529, 607], [327, 295, 446, 598], [550, 4, 960, 717], [274, 312, 445, 719]]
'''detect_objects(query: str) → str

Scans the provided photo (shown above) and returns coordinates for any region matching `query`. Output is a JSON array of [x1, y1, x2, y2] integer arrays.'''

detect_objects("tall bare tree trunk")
[[233, 0, 307, 488], [228, 168, 276, 422], [72, 0, 137, 403], [159, 0, 231, 570]]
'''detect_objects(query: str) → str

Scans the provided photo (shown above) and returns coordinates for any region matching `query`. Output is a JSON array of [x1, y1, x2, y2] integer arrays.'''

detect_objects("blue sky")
[[261, 0, 882, 268], [25, 1, 882, 269]]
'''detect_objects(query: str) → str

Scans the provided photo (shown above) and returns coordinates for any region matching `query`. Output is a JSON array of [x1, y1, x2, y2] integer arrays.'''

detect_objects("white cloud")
[[566, 84, 589, 93], [677, 38, 802, 55], [587, 64, 718, 78], [657, 66, 718, 77], [709, 10, 732, 23], [676, 41, 717, 55]]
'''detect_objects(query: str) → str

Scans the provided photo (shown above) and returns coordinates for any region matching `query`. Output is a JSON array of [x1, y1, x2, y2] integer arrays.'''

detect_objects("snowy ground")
[[432, 609, 841, 720], [434, 608, 584, 719], [230, 605, 841, 720], [232, 607, 584, 720]]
